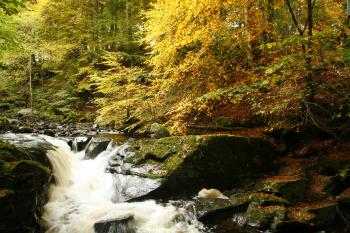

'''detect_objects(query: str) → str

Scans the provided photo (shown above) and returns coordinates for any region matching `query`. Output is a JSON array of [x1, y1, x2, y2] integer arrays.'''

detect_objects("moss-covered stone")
[[244, 203, 286, 230], [130, 135, 276, 199], [195, 198, 237, 221], [250, 193, 290, 206], [255, 175, 307, 201], [150, 123, 170, 138], [229, 193, 253, 210], [0, 139, 52, 233], [273, 200, 338, 231], [0, 117, 10, 132]]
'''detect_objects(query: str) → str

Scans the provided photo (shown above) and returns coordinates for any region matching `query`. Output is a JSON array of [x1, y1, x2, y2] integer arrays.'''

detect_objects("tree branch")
[[285, 0, 304, 35]]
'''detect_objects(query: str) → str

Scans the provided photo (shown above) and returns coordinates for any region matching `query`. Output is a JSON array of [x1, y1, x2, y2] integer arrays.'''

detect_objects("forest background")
[[0, 0, 349, 136]]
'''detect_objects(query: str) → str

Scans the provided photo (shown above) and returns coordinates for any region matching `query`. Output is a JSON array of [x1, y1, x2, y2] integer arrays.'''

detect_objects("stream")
[[1, 133, 205, 233]]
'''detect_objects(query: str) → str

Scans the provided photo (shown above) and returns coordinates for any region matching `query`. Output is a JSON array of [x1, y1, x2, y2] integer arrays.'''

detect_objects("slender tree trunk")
[[347, 0, 350, 25], [305, 0, 314, 101], [28, 55, 33, 115], [125, 0, 132, 40], [244, 3, 253, 67]]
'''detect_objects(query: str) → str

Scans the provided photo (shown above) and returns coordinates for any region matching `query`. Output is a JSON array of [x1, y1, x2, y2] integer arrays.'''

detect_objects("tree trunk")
[[28, 55, 33, 113], [305, 0, 314, 101]]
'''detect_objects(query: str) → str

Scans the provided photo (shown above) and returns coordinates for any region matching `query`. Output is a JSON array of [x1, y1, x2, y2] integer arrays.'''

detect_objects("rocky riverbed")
[[1, 124, 350, 233]]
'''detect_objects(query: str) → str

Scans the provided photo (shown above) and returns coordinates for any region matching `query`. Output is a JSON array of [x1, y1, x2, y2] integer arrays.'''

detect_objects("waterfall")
[[41, 137, 204, 233]]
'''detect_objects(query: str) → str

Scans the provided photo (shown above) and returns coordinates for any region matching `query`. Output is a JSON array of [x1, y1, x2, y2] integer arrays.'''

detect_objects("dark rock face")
[[68, 137, 91, 152], [94, 216, 135, 233], [85, 138, 111, 159], [0, 140, 51, 233], [18, 126, 34, 133], [130, 135, 276, 199]]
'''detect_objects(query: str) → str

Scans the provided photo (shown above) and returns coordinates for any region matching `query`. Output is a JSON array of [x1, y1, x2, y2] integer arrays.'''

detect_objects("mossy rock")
[[255, 175, 307, 201], [244, 203, 286, 230], [229, 193, 253, 211], [150, 123, 170, 138], [195, 198, 237, 222], [130, 135, 276, 199], [229, 192, 289, 210], [0, 140, 52, 233], [0, 117, 10, 131], [250, 193, 290, 206], [275, 200, 338, 231]]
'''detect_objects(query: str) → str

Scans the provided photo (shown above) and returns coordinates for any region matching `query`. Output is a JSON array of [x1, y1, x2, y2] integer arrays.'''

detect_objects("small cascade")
[[40, 136, 204, 233]]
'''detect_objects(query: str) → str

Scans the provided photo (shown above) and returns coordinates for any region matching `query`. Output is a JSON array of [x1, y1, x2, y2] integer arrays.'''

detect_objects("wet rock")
[[0, 117, 10, 132], [17, 126, 34, 134], [130, 135, 276, 199], [0, 140, 51, 233], [255, 175, 306, 201], [84, 138, 111, 159], [94, 215, 135, 233], [43, 129, 56, 137], [150, 123, 170, 138], [229, 193, 253, 211], [68, 137, 91, 152], [195, 198, 236, 222], [245, 203, 286, 230]]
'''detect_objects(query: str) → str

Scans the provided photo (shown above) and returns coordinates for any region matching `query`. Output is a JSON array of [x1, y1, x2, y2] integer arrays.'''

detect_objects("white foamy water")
[[40, 136, 204, 233]]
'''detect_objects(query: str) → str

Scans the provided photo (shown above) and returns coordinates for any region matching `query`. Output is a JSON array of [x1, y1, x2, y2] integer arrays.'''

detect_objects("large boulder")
[[129, 135, 276, 199], [0, 140, 51, 233]]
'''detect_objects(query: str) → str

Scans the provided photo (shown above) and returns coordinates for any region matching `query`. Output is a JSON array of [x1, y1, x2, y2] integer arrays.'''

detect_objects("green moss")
[[161, 155, 183, 173], [0, 140, 29, 162], [251, 193, 290, 206], [7, 160, 51, 175], [131, 136, 199, 162], [0, 117, 10, 130], [245, 203, 286, 230], [255, 176, 307, 201]]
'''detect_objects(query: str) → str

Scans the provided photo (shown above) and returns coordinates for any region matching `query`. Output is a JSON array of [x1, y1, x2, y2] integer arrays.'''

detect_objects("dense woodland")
[[0, 0, 349, 135]]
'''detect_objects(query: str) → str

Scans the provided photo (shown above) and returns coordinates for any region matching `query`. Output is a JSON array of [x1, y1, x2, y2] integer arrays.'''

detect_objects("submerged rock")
[[94, 215, 135, 233]]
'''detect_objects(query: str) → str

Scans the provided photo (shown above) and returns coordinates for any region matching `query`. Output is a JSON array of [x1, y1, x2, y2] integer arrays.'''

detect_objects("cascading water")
[[40, 136, 204, 233]]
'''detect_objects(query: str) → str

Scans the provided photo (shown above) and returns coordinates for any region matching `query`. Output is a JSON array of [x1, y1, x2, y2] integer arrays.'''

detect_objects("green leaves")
[[264, 55, 298, 75], [0, 0, 26, 15]]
